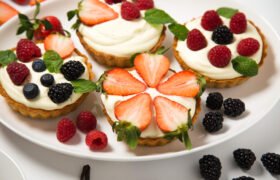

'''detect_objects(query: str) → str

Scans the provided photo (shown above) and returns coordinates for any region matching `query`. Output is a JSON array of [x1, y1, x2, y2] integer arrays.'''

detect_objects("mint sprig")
[[71, 79, 97, 93], [0, 50, 17, 66], [232, 56, 258, 76], [43, 50, 63, 73], [217, 7, 238, 19], [168, 23, 189, 41]]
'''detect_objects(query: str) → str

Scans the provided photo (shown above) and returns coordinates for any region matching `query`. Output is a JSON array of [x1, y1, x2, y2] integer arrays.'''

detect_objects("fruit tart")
[[173, 7, 267, 88], [0, 35, 94, 119], [97, 51, 205, 149]]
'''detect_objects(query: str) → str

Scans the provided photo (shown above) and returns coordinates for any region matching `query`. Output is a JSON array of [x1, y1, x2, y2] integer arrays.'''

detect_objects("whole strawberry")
[[7, 62, 30, 85], [34, 16, 64, 40], [230, 12, 247, 34], [56, 118, 76, 143], [76, 111, 97, 133], [16, 39, 41, 62], [86, 130, 108, 150], [187, 29, 207, 51]]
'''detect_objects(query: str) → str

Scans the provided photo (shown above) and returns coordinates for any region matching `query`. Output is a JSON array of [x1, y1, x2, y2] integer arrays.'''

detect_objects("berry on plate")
[[7, 62, 30, 85], [223, 98, 245, 117], [208, 45, 231, 68], [237, 38, 260, 56], [48, 83, 73, 104], [56, 118, 76, 143], [135, 0, 154, 10], [230, 12, 247, 34], [206, 92, 223, 110], [60, 60, 85, 81], [233, 148, 256, 170], [187, 29, 207, 51], [202, 112, 223, 133], [261, 153, 280, 174], [0, 1, 18, 25], [199, 155, 222, 180], [201, 10, 223, 31], [77, 111, 97, 133], [121, 1, 140, 21], [86, 130, 108, 150], [232, 176, 255, 180], [212, 25, 233, 45], [16, 39, 42, 62], [23, 83, 40, 99]]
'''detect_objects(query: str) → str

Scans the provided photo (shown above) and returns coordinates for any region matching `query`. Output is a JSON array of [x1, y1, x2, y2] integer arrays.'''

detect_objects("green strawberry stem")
[[197, 76, 206, 98]]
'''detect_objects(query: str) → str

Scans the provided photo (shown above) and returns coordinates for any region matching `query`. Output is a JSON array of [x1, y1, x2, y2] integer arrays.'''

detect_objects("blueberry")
[[32, 59, 46, 72], [40, 74, 54, 87], [23, 83, 39, 99]]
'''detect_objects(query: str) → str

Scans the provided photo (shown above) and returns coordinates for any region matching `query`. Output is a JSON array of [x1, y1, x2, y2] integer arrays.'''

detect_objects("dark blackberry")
[[40, 74, 54, 87], [202, 112, 223, 133], [212, 25, 233, 45], [48, 83, 73, 104], [206, 92, 223, 110], [223, 98, 245, 117], [261, 153, 280, 174], [233, 148, 256, 170], [232, 176, 254, 180], [60, 61, 85, 81], [199, 155, 222, 180], [32, 59, 46, 72], [23, 83, 39, 99]]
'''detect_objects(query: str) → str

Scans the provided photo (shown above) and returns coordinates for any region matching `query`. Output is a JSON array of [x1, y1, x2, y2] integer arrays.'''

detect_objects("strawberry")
[[0, 2, 18, 25], [102, 68, 146, 96], [12, 0, 29, 5], [44, 34, 75, 59], [114, 93, 152, 131], [78, 0, 118, 26], [157, 71, 200, 98], [134, 53, 170, 88], [34, 16, 64, 40]]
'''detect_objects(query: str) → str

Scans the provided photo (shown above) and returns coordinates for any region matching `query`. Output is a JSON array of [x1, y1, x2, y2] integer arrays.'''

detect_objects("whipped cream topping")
[[78, 1, 163, 57], [101, 70, 196, 138], [176, 16, 263, 79], [0, 44, 90, 110]]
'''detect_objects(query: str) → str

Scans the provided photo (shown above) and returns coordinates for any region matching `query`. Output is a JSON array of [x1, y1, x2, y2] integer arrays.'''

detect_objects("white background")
[[1, 0, 280, 179]]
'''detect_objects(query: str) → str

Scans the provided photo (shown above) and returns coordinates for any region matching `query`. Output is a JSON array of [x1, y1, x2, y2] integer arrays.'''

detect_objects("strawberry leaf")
[[0, 50, 17, 66], [232, 56, 258, 76], [197, 76, 206, 97], [43, 50, 63, 73], [67, 10, 78, 21], [41, 19, 53, 30], [71, 79, 97, 93], [217, 7, 238, 19]]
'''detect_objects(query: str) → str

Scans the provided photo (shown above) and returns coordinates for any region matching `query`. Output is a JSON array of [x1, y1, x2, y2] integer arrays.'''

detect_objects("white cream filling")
[[176, 16, 263, 79], [0, 44, 90, 110], [101, 70, 196, 138], [78, 2, 163, 57]]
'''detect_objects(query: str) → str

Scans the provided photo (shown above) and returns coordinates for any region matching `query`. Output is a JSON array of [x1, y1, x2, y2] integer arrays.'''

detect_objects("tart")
[[98, 52, 205, 148], [71, 0, 165, 67], [173, 7, 267, 88], [0, 35, 94, 119]]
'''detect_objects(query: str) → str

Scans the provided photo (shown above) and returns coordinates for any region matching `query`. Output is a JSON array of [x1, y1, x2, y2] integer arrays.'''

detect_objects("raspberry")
[[233, 148, 256, 170], [261, 153, 280, 174], [208, 45, 231, 68], [187, 29, 207, 51], [237, 38, 260, 56], [201, 10, 223, 31], [48, 83, 73, 104], [7, 62, 30, 85], [232, 176, 254, 180], [203, 112, 224, 133], [199, 155, 222, 180], [105, 0, 122, 5], [56, 118, 76, 142], [16, 39, 41, 62], [212, 25, 233, 45], [121, 1, 140, 21], [86, 130, 108, 150], [77, 111, 97, 133], [223, 98, 245, 117], [206, 92, 223, 110], [230, 12, 247, 34], [60, 61, 85, 81], [135, 0, 154, 10]]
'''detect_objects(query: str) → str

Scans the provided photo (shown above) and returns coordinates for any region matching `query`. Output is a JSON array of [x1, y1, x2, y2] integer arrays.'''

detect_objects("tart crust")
[[77, 27, 166, 68], [173, 20, 268, 88], [0, 48, 94, 119]]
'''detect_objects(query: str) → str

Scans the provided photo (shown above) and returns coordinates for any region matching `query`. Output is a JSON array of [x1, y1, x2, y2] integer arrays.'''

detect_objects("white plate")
[[0, 0, 280, 162], [0, 151, 25, 180]]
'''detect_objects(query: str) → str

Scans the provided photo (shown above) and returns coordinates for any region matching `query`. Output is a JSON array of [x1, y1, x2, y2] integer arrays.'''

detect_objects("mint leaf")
[[232, 56, 258, 76], [144, 8, 176, 24], [43, 50, 63, 73], [217, 7, 238, 18], [71, 79, 97, 93], [168, 23, 189, 40], [0, 50, 17, 66]]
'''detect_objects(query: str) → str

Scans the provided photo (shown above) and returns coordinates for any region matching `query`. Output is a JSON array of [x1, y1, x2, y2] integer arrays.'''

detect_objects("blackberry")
[[32, 59, 46, 72], [223, 98, 245, 117], [48, 83, 73, 104], [60, 61, 85, 81], [206, 92, 223, 110], [261, 153, 280, 174], [199, 155, 222, 180], [40, 74, 54, 87], [212, 25, 233, 45], [232, 176, 254, 180], [233, 148, 256, 170], [202, 112, 223, 133], [23, 83, 39, 99]]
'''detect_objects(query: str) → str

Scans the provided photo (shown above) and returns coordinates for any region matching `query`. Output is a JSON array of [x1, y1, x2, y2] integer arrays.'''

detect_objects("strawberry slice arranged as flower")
[[79, 0, 118, 26], [0, 2, 18, 25], [102, 68, 146, 96], [134, 53, 170, 88]]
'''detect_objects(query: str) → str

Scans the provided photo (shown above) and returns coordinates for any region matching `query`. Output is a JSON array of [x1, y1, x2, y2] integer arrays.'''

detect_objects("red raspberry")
[[135, 0, 154, 10], [76, 111, 97, 133], [237, 38, 260, 56], [201, 10, 223, 31], [121, 1, 140, 21], [230, 12, 247, 34], [7, 62, 30, 85], [187, 29, 207, 51], [56, 118, 76, 143], [16, 39, 42, 62], [86, 130, 108, 150], [208, 45, 232, 67], [105, 0, 122, 5]]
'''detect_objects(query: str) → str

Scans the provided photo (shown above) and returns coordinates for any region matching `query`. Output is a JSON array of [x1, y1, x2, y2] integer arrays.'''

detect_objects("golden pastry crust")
[[0, 48, 94, 119], [173, 20, 268, 88], [77, 27, 166, 68]]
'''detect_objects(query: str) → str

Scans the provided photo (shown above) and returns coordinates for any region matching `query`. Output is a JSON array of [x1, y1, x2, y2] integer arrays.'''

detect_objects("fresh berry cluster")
[[60, 61, 85, 81], [233, 149, 256, 170], [199, 155, 222, 180], [120, 0, 154, 21]]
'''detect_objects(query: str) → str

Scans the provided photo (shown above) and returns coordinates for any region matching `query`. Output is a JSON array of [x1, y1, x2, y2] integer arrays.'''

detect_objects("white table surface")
[[1, 0, 280, 179]]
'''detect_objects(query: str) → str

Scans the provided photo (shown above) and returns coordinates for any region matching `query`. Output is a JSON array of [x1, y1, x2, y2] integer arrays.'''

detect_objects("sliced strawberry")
[[79, 0, 118, 26], [154, 96, 189, 132], [114, 93, 152, 131], [157, 71, 200, 97], [134, 53, 170, 88], [0, 2, 18, 25], [44, 34, 75, 59], [103, 68, 146, 96]]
